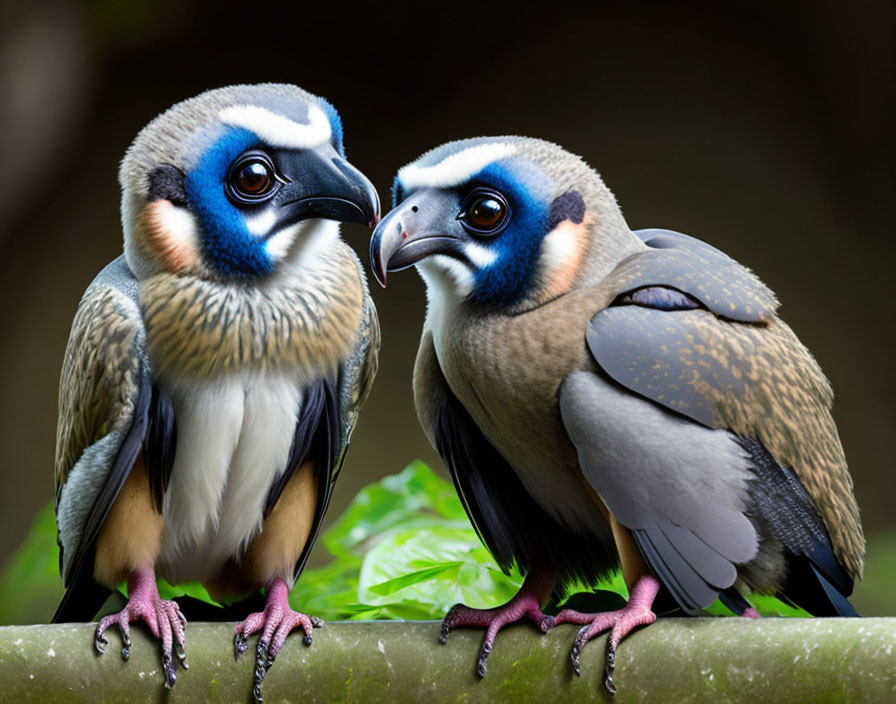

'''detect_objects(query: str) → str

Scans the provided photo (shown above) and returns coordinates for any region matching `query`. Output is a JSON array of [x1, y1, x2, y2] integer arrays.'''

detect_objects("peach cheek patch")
[[540, 212, 594, 300], [138, 199, 200, 274]]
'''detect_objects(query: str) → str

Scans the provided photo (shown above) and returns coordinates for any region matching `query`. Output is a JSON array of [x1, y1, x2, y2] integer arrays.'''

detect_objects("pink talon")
[[233, 577, 323, 703], [94, 568, 187, 689], [439, 568, 554, 677], [553, 574, 660, 694]]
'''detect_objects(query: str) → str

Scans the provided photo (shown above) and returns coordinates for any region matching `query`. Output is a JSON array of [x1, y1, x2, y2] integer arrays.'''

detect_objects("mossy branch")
[[1, 619, 894, 703]]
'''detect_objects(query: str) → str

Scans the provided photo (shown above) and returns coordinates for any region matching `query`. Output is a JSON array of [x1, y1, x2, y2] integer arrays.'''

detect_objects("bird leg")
[[233, 577, 323, 703], [553, 574, 660, 695], [439, 565, 555, 677], [94, 568, 187, 688]]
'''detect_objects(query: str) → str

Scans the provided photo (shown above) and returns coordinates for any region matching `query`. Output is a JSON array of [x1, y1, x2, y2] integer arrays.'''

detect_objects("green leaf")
[[367, 563, 463, 597]]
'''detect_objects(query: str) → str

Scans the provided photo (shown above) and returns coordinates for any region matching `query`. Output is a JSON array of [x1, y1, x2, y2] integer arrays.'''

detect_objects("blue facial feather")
[[318, 98, 345, 157], [185, 127, 274, 279], [391, 176, 405, 208], [465, 162, 551, 308]]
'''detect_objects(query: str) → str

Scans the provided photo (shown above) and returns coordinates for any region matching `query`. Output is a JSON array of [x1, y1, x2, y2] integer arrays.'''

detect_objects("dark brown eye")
[[459, 190, 509, 234], [235, 160, 272, 195], [226, 151, 281, 204]]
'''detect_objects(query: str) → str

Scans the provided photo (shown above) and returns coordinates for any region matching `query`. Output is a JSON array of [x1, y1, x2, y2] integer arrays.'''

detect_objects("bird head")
[[370, 137, 642, 312], [119, 84, 379, 281]]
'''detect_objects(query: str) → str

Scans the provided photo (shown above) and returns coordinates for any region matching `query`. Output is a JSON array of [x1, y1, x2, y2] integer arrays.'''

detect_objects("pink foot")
[[742, 606, 761, 619], [440, 569, 554, 677], [94, 568, 187, 688], [553, 575, 660, 695], [233, 577, 323, 703]]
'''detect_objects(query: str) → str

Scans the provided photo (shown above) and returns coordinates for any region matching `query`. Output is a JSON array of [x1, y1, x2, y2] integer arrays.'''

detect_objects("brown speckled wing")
[[344, 290, 380, 434], [56, 271, 146, 493], [54, 257, 153, 621], [588, 256, 864, 579]]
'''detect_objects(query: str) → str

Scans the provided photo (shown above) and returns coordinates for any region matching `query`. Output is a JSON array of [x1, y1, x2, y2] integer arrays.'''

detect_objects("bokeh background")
[[1, 0, 893, 613]]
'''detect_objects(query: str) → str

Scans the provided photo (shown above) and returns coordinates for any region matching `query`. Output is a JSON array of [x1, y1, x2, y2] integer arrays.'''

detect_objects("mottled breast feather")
[[587, 248, 864, 579], [140, 246, 364, 382]]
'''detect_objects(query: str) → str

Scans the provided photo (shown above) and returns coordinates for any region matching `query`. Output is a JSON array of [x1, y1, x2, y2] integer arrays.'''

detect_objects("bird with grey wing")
[[53, 84, 380, 701], [370, 137, 864, 694]]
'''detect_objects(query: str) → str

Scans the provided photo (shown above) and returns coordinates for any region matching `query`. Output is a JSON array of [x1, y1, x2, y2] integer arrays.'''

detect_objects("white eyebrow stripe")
[[398, 143, 518, 190], [218, 104, 331, 149]]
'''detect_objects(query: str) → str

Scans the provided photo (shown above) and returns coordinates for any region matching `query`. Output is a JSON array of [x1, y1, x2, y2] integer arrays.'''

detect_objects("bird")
[[52, 83, 380, 700], [370, 136, 864, 693]]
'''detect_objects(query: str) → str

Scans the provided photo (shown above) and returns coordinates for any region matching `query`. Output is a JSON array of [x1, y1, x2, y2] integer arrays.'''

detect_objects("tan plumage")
[[53, 86, 381, 698], [378, 137, 863, 682], [416, 267, 863, 586], [93, 455, 163, 587]]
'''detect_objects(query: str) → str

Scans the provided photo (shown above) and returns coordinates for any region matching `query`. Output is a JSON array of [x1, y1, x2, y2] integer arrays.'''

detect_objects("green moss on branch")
[[1, 619, 894, 703]]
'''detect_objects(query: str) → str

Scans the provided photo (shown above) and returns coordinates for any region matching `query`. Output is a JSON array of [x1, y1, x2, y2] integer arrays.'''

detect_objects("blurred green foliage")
[[3, 460, 886, 626]]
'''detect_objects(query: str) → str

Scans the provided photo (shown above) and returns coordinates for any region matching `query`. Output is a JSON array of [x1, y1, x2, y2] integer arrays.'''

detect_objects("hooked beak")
[[370, 207, 466, 287], [277, 150, 380, 229]]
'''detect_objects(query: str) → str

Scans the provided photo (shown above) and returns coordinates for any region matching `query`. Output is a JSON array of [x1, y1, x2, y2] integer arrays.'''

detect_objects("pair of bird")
[[52, 84, 863, 699]]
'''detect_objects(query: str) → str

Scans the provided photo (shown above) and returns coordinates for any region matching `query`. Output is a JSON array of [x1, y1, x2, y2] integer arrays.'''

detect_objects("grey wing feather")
[[612, 233, 778, 322], [634, 227, 735, 261], [588, 305, 733, 427], [559, 371, 758, 613], [339, 289, 379, 440], [55, 256, 150, 587]]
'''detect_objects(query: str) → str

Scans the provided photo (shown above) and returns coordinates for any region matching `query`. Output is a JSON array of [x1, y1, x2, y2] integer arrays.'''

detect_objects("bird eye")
[[225, 152, 280, 204], [458, 190, 510, 235]]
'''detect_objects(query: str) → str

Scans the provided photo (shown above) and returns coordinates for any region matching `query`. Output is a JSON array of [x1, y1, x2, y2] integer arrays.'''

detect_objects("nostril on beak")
[[411, 205, 419, 213]]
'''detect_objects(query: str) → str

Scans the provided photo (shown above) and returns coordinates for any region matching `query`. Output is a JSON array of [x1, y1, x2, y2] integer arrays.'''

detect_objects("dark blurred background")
[[1, 1, 893, 610]]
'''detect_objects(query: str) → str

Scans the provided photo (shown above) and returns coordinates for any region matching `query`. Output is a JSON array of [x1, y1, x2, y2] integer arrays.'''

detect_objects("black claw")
[[175, 642, 188, 669], [162, 652, 177, 689], [476, 641, 492, 678], [234, 632, 248, 660], [252, 640, 271, 704], [303, 634, 313, 647], [571, 627, 586, 677], [256, 639, 269, 663], [604, 648, 617, 695], [605, 673, 617, 696], [440, 607, 458, 644], [118, 624, 131, 661], [94, 627, 108, 655], [311, 617, 324, 628]]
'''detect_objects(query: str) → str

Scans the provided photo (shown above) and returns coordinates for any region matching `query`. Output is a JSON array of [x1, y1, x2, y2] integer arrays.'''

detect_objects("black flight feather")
[[433, 389, 615, 594], [145, 384, 177, 512], [740, 436, 858, 616]]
